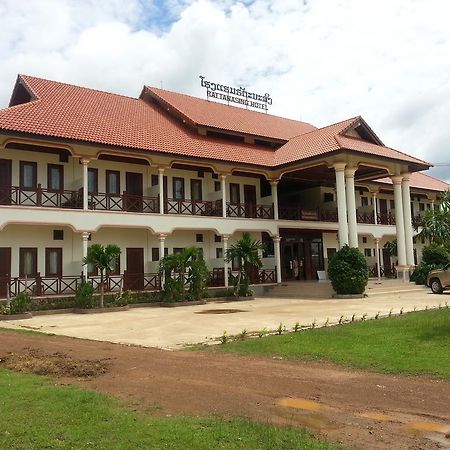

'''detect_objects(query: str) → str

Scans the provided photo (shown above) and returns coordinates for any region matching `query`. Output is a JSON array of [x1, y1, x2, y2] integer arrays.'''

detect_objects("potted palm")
[[83, 244, 121, 308], [225, 232, 263, 299]]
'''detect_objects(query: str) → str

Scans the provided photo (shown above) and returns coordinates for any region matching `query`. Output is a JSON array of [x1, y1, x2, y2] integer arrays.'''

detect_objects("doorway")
[[0, 247, 11, 297], [0, 159, 12, 205], [125, 172, 143, 212], [124, 248, 144, 290], [244, 184, 257, 218], [280, 232, 324, 281]]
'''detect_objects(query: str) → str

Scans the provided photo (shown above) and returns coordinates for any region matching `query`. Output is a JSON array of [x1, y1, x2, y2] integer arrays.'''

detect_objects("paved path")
[[2, 280, 446, 349]]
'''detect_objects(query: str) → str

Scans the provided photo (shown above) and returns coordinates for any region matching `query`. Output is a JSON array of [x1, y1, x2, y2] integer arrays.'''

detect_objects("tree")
[[416, 189, 450, 246], [159, 247, 209, 301], [225, 232, 263, 297], [83, 244, 121, 308], [328, 245, 369, 295]]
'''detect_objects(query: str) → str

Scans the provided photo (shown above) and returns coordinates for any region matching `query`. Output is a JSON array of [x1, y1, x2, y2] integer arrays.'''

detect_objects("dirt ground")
[[1, 330, 449, 450]]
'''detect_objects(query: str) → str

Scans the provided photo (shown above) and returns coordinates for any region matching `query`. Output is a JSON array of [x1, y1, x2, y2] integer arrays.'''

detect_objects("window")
[[19, 248, 37, 277], [173, 248, 183, 254], [214, 181, 221, 192], [20, 161, 37, 189], [232, 256, 240, 271], [152, 248, 160, 261], [390, 200, 395, 210], [262, 232, 274, 258], [214, 234, 222, 243], [364, 248, 372, 257], [196, 233, 203, 243], [197, 171, 204, 178], [362, 237, 367, 244], [229, 183, 240, 204], [212, 173, 218, 179], [47, 164, 64, 192], [419, 203, 425, 211], [173, 178, 185, 200], [323, 192, 334, 202], [216, 248, 223, 259], [151, 174, 158, 186], [88, 168, 98, 194], [53, 230, 64, 240], [191, 179, 202, 201], [45, 248, 62, 277], [361, 196, 369, 207], [106, 170, 120, 194]]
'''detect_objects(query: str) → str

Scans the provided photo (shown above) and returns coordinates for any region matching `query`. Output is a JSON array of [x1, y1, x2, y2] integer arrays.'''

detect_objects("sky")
[[0, 0, 449, 181]]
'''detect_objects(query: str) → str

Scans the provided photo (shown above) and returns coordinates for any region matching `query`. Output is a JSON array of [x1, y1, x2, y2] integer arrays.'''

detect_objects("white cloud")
[[0, 0, 449, 180]]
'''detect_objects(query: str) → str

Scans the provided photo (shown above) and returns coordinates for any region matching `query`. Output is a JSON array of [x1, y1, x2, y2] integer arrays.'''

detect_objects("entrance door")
[[0, 159, 12, 205], [0, 248, 11, 297], [382, 248, 392, 277], [125, 172, 143, 212], [244, 185, 257, 218], [281, 240, 306, 281], [125, 248, 144, 290], [379, 198, 388, 224]]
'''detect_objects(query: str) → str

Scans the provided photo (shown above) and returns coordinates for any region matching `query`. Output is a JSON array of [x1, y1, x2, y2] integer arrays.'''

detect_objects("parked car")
[[427, 263, 450, 294]]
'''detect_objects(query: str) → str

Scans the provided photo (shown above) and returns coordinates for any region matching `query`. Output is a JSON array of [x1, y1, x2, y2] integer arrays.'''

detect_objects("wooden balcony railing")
[[208, 267, 277, 288], [89, 192, 159, 213], [0, 272, 161, 299], [165, 198, 221, 216], [0, 185, 82, 209], [226, 202, 274, 219]]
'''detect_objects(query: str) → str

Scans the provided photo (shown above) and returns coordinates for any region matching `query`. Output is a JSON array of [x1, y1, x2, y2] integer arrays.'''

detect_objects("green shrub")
[[410, 263, 441, 285], [10, 292, 32, 314], [112, 290, 132, 307], [74, 282, 95, 309], [328, 245, 369, 295], [422, 243, 450, 266], [0, 304, 11, 315], [161, 277, 183, 302]]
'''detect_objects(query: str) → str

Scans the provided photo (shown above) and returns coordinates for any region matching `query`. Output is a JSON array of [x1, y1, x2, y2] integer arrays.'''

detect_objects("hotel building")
[[0, 75, 448, 298]]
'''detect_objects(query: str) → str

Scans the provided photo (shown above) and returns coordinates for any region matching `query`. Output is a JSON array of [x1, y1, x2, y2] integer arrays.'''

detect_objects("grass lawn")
[[0, 369, 343, 450], [217, 309, 450, 379]]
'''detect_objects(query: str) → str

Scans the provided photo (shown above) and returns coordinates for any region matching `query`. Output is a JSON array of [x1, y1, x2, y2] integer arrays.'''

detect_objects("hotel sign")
[[199, 75, 272, 112]]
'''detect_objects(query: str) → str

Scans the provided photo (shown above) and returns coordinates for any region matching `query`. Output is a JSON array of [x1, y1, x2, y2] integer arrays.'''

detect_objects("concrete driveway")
[[1, 280, 446, 349]]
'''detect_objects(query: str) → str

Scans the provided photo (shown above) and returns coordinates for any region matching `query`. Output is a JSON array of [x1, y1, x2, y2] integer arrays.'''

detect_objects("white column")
[[334, 163, 349, 248], [221, 174, 227, 218], [375, 238, 381, 281], [158, 168, 165, 214], [372, 191, 378, 225], [82, 232, 90, 279], [391, 175, 407, 267], [223, 235, 229, 287], [273, 235, 282, 284], [401, 174, 414, 266], [81, 158, 89, 211], [159, 234, 166, 286], [345, 167, 358, 248], [270, 180, 279, 220]]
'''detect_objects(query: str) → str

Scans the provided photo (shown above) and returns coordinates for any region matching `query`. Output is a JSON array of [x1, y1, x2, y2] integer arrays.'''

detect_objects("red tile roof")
[[143, 86, 317, 140], [274, 118, 430, 167], [376, 172, 450, 192], [0, 75, 432, 175]]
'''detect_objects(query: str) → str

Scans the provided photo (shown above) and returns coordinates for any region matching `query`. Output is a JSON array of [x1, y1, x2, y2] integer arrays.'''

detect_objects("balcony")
[[227, 202, 274, 219], [165, 198, 221, 216]]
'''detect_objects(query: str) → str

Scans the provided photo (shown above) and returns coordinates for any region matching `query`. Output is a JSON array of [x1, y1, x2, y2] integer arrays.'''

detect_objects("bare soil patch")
[[0, 329, 449, 450], [0, 348, 109, 378]]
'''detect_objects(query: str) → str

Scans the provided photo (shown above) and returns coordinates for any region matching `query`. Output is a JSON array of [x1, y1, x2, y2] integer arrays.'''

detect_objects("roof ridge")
[[286, 116, 359, 141], [145, 85, 317, 128], [19, 74, 141, 102], [336, 134, 432, 166]]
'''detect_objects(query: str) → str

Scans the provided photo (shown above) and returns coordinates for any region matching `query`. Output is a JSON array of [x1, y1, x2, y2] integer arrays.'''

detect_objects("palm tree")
[[83, 244, 121, 308], [159, 246, 208, 300], [414, 190, 450, 246], [225, 232, 263, 297]]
